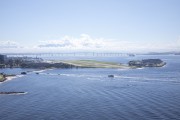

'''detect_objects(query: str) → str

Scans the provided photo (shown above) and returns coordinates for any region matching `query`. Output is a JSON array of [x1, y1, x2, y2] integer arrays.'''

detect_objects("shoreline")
[[0, 75, 24, 83], [0, 59, 166, 83], [6, 75, 24, 82]]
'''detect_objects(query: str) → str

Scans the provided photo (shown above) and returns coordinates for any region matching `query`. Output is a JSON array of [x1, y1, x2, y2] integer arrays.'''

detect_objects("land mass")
[[21, 59, 166, 69], [54, 60, 131, 69], [128, 59, 166, 67], [0, 74, 6, 82], [0, 58, 166, 94], [0, 73, 16, 82], [0, 54, 166, 69], [20, 60, 132, 69]]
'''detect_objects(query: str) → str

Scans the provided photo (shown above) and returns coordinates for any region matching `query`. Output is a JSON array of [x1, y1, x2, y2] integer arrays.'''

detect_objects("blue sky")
[[0, 0, 180, 53]]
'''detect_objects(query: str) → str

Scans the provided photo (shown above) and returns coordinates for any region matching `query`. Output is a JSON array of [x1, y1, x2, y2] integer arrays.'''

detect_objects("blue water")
[[0, 55, 180, 120]]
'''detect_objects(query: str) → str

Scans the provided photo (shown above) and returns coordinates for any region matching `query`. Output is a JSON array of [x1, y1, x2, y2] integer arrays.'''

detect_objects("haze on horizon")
[[0, 0, 180, 53]]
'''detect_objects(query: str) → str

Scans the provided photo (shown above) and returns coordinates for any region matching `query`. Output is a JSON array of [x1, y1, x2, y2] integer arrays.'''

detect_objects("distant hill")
[[143, 52, 180, 55]]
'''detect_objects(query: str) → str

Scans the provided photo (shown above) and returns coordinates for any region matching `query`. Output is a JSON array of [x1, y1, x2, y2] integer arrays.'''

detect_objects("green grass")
[[54, 60, 130, 69], [0, 75, 5, 82]]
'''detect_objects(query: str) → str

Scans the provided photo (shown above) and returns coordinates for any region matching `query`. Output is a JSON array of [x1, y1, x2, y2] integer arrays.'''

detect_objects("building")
[[0, 54, 7, 64]]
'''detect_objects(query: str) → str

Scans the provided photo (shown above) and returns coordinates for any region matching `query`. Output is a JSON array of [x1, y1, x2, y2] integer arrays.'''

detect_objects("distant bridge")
[[3, 52, 135, 57]]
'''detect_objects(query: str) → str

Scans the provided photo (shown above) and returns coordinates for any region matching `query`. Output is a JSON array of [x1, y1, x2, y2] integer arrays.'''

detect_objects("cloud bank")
[[36, 34, 180, 52], [0, 41, 20, 49], [38, 34, 106, 49], [0, 34, 179, 53]]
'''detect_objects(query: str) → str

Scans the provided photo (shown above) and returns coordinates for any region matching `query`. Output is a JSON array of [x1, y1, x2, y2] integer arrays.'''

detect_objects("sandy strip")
[[32, 68, 55, 73]]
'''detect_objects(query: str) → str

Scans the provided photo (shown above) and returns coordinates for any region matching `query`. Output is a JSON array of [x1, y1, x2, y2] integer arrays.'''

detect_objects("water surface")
[[0, 55, 180, 120]]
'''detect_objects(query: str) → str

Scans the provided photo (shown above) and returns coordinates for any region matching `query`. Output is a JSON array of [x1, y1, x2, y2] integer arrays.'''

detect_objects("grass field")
[[54, 60, 131, 69]]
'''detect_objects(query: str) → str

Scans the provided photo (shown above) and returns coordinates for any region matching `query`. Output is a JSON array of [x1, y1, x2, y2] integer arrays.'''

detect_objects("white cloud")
[[36, 34, 180, 52], [0, 41, 26, 53], [0, 41, 21, 49], [1, 34, 180, 53], [38, 34, 107, 50], [26, 34, 180, 53]]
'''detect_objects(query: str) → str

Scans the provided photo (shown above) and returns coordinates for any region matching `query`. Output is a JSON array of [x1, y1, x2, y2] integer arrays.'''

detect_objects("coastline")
[[0, 59, 166, 83], [0, 75, 24, 83], [5, 75, 24, 81]]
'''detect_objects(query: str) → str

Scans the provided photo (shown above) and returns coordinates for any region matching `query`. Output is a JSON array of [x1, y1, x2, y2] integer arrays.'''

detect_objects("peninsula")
[[0, 54, 166, 69]]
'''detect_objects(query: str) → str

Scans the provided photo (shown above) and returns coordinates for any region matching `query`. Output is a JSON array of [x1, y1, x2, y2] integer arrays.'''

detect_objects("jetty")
[[0, 92, 26, 95]]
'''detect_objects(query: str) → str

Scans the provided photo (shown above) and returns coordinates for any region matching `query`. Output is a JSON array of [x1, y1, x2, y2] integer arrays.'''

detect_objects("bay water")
[[0, 55, 180, 120]]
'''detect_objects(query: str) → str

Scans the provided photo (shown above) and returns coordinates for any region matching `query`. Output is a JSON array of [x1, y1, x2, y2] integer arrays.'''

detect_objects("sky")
[[0, 0, 180, 53]]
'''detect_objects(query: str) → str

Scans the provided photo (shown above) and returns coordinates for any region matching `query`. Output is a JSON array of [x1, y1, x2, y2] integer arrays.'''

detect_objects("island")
[[128, 59, 166, 67]]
